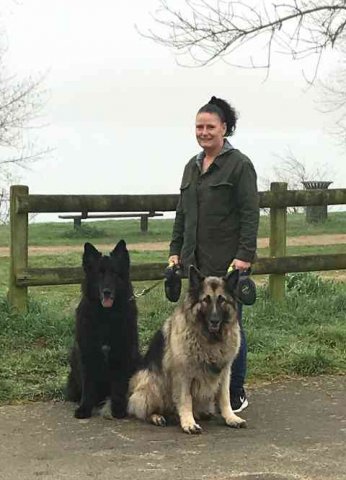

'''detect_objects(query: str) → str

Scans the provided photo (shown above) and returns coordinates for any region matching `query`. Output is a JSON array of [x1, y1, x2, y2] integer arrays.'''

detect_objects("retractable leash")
[[163, 262, 256, 304], [133, 262, 182, 301], [226, 264, 257, 306], [164, 261, 182, 302]]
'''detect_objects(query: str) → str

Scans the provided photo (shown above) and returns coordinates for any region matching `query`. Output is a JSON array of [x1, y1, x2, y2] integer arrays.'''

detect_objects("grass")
[[0, 211, 344, 404], [0, 272, 345, 405], [0, 211, 345, 247], [245, 274, 346, 379]]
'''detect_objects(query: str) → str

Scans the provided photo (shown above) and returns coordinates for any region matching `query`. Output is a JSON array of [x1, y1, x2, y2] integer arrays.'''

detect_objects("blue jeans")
[[230, 302, 247, 392]]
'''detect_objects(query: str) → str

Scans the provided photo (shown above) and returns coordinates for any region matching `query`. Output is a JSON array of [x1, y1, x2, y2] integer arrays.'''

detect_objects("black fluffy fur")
[[66, 240, 140, 419], [141, 330, 165, 373]]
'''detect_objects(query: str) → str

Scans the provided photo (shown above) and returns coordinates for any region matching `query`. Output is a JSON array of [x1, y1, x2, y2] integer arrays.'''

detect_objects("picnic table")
[[59, 211, 163, 233]]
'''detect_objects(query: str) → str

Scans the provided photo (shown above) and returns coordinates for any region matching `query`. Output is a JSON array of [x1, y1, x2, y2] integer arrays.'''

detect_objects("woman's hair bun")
[[198, 96, 238, 136]]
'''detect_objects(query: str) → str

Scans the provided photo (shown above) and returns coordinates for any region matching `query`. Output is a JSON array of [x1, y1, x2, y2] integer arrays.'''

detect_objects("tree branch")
[[143, 0, 346, 76]]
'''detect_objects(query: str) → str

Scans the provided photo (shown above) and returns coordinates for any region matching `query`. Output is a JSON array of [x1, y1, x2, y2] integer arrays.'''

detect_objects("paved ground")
[[0, 375, 345, 480]]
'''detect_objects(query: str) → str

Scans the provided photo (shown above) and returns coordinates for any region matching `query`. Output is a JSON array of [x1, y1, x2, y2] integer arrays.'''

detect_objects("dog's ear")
[[84, 242, 100, 256], [223, 268, 240, 294], [110, 239, 130, 273], [83, 243, 101, 269], [188, 265, 205, 299], [111, 239, 127, 254]]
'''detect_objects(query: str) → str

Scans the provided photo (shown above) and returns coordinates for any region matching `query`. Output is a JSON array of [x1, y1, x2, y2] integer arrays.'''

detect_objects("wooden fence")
[[8, 183, 346, 313]]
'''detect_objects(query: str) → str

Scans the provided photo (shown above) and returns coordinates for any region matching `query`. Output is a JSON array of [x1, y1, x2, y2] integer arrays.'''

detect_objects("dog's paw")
[[74, 405, 92, 419], [111, 407, 127, 419], [150, 414, 167, 427], [181, 422, 203, 435], [99, 400, 113, 420], [225, 414, 247, 429], [111, 399, 127, 419]]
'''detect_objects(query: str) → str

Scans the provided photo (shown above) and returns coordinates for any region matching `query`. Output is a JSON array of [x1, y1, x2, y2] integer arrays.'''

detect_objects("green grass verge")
[[0, 273, 345, 404], [0, 211, 345, 247]]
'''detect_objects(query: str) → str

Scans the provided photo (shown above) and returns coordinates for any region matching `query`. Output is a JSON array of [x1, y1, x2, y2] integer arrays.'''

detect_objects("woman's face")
[[195, 112, 226, 151]]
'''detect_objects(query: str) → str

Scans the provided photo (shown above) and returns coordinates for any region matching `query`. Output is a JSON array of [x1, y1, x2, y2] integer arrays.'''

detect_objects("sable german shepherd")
[[127, 265, 246, 434], [66, 240, 140, 419]]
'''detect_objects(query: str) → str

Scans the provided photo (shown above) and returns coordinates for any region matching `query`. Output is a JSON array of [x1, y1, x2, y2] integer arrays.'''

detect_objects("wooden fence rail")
[[14, 254, 346, 287], [14, 188, 346, 213], [8, 183, 346, 313]]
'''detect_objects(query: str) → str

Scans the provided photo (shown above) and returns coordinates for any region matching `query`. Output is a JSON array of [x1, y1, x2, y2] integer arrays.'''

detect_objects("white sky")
[[2, 0, 345, 221]]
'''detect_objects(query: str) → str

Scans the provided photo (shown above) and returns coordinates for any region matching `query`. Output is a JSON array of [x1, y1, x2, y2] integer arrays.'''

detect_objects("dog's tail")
[[65, 370, 81, 402], [65, 343, 82, 402], [127, 391, 151, 420], [127, 370, 164, 420]]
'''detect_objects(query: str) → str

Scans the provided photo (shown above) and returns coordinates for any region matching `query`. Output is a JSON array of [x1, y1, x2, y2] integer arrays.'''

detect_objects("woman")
[[169, 96, 259, 412]]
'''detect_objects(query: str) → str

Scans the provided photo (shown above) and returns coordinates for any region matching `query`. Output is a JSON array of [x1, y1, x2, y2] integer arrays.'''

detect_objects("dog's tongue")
[[102, 297, 114, 308]]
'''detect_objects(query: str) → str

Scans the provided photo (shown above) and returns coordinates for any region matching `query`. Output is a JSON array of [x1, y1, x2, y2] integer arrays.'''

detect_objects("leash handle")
[[164, 262, 182, 302], [166, 261, 182, 276], [227, 263, 252, 275], [227, 263, 235, 274]]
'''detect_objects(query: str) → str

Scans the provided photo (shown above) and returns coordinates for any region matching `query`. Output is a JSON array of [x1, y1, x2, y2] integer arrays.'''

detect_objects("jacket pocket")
[[180, 181, 191, 213], [204, 181, 234, 216], [210, 181, 233, 188], [180, 181, 191, 190]]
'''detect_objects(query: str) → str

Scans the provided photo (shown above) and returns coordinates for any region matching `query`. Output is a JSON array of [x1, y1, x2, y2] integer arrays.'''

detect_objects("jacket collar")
[[196, 139, 234, 170]]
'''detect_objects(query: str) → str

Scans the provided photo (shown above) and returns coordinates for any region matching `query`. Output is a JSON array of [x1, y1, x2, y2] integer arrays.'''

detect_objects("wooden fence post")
[[269, 182, 287, 301], [140, 214, 148, 233], [8, 185, 29, 313]]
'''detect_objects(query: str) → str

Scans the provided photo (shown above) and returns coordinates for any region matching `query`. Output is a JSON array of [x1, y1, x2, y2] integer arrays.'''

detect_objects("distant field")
[[0, 211, 345, 247]]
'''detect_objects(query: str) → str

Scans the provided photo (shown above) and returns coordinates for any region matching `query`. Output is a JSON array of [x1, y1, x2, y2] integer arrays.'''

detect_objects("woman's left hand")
[[232, 259, 251, 272]]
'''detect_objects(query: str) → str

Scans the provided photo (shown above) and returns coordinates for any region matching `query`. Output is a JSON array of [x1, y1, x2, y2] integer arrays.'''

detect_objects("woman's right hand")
[[168, 255, 180, 266]]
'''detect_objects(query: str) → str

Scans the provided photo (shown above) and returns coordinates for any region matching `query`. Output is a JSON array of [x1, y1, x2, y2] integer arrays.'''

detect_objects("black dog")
[[66, 240, 140, 419]]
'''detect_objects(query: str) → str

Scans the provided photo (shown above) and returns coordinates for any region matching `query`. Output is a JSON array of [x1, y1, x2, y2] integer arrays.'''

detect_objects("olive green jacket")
[[169, 141, 259, 276]]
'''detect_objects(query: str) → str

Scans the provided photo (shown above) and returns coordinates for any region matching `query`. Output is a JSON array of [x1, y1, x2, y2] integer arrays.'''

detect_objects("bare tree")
[[0, 169, 17, 224], [0, 46, 47, 169], [0, 187, 9, 224], [260, 148, 334, 212], [0, 40, 47, 222], [144, 0, 346, 80], [318, 35, 346, 146]]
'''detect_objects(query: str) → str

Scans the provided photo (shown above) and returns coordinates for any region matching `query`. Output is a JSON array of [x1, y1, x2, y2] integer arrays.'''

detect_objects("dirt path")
[[0, 233, 345, 257]]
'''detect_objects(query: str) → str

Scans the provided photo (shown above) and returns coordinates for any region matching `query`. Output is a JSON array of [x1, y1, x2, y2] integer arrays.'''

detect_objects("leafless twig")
[[142, 0, 346, 80]]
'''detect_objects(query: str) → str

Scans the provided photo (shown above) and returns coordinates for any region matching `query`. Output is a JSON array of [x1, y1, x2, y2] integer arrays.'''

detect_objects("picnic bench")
[[58, 211, 163, 233]]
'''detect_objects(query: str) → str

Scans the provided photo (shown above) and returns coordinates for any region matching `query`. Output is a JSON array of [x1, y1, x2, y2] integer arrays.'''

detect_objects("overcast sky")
[[2, 0, 345, 220]]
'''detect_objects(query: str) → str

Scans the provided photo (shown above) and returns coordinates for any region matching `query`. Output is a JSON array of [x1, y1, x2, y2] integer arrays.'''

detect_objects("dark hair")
[[197, 96, 238, 136]]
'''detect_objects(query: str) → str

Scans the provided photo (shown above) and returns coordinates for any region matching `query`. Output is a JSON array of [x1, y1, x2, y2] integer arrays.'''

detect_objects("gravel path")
[[0, 234, 345, 257], [0, 375, 345, 480]]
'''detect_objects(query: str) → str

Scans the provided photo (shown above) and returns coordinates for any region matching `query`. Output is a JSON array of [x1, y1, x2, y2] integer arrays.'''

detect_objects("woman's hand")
[[231, 259, 251, 272], [168, 255, 180, 266]]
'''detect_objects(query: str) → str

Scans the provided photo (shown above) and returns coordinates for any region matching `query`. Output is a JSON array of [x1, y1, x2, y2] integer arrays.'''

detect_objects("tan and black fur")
[[128, 266, 246, 434]]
